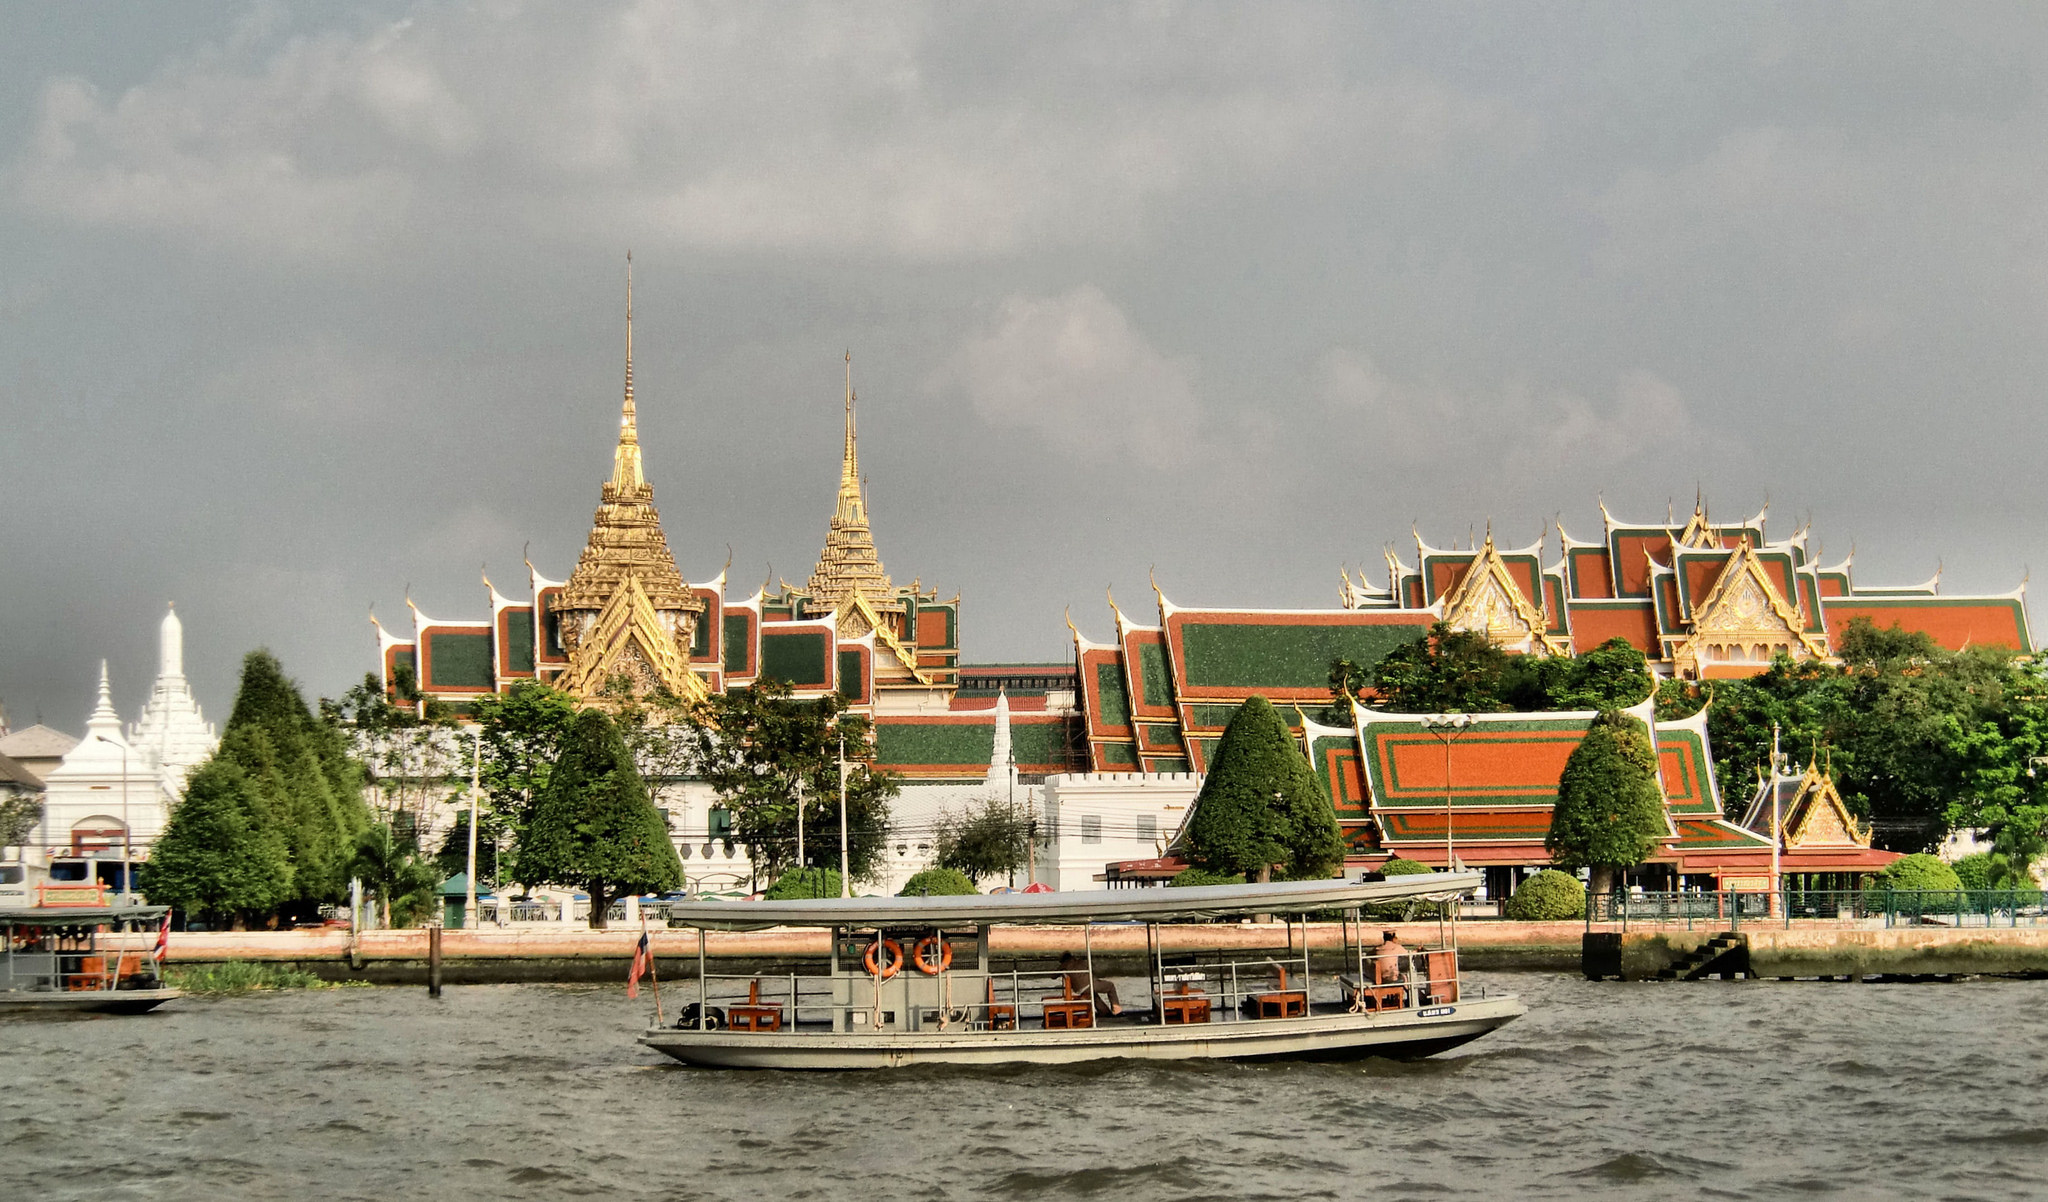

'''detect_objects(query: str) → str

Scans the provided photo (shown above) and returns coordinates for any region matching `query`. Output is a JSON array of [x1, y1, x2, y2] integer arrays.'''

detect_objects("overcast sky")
[[5, 2, 2046, 730]]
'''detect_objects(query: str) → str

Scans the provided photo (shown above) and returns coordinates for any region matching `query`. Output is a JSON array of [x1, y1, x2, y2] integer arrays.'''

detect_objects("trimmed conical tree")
[[214, 650, 372, 921], [512, 708, 682, 928], [1183, 696, 1345, 881], [1545, 709, 1668, 896], [140, 759, 291, 927]]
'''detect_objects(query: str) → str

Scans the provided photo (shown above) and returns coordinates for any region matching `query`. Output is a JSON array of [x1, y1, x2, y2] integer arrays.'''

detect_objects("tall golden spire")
[[807, 351, 892, 609], [611, 251, 644, 492], [557, 253, 698, 697]]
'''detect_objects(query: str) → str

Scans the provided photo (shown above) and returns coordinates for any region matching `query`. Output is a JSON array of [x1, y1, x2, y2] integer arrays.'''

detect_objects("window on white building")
[[1135, 815, 1156, 842], [1081, 815, 1102, 845]]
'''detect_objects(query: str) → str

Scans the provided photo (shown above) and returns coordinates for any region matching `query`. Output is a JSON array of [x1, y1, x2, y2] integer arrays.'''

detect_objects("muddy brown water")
[[2, 973, 2043, 1200]]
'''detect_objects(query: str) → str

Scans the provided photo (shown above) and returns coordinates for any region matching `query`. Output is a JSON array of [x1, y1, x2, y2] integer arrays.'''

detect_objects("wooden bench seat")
[[728, 979, 784, 1032]]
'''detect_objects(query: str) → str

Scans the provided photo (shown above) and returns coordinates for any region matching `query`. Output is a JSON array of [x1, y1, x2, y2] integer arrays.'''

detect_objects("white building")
[[35, 607, 218, 884], [1031, 772, 1202, 890]]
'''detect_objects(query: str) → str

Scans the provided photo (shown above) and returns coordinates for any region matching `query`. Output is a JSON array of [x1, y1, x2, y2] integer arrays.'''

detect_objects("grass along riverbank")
[[164, 961, 375, 995]]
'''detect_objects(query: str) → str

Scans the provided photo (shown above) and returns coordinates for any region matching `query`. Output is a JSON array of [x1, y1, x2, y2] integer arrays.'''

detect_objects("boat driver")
[[1058, 952, 1123, 1017]]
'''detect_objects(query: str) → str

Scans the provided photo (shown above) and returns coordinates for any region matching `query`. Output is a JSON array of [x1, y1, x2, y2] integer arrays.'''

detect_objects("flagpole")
[[643, 912, 664, 1026]]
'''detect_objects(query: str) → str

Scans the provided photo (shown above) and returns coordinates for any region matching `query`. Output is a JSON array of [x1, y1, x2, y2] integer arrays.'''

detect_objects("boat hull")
[[641, 994, 1524, 1070], [0, 988, 181, 1015]]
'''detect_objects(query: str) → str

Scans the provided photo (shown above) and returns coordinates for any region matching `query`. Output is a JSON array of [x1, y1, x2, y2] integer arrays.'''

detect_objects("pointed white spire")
[[131, 603, 217, 788], [159, 603, 185, 680], [85, 660, 125, 742], [984, 688, 1014, 789]]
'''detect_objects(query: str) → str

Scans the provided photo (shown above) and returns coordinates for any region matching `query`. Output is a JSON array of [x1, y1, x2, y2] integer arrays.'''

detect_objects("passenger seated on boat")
[[1058, 952, 1122, 1016], [1374, 931, 1409, 986]]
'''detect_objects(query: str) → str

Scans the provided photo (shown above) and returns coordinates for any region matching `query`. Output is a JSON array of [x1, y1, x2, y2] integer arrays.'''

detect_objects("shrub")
[[764, 867, 843, 900], [1871, 853, 1963, 893], [1366, 857, 1446, 920], [1167, 867, 1246, 888], [898, 867, 980, 897], [1504, 869, 1586, 921], [1951, 852, 1994, 891]]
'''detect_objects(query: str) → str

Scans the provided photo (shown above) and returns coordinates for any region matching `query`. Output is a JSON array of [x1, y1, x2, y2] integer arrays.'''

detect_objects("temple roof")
[[806, 353, 895, 612], [0, 724, 79, 761]]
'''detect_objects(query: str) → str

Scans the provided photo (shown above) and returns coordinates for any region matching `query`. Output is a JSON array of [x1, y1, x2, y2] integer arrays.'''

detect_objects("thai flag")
[[627, 931, 650, 999], [152, 911, 171, 965]]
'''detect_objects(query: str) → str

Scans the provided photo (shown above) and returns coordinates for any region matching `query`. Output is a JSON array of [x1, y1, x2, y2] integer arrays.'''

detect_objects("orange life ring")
[[863, 938, 903, 979], [912, 935, 953, 975]]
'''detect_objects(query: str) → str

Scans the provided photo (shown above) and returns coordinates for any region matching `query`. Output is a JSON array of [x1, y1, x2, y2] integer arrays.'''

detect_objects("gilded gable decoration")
[[1670, 541, 1827, 678], [1440, 532, 1571, 656]]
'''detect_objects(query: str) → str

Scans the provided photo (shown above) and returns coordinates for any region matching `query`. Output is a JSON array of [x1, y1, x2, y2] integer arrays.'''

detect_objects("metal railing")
[[1586, 889, 2048, 931]]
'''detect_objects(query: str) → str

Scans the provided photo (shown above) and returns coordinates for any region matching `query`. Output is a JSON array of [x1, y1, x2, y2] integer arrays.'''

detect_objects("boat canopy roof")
[[0, 905, 169, 927], [663, 873, 1481, 932]]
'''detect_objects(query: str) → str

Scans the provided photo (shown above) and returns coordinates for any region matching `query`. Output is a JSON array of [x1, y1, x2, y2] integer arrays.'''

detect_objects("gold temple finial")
[[805, 351, 893, 610], [610, 251, 645, 492], [1064, 606, 1079, 640]]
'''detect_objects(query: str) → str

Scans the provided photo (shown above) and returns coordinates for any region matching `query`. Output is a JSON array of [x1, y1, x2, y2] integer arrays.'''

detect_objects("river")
[[2, 972, 2042, 1200]]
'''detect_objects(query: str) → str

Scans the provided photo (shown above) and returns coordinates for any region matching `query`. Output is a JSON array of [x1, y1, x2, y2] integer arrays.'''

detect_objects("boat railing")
[[682, 946, 1466, 1032]]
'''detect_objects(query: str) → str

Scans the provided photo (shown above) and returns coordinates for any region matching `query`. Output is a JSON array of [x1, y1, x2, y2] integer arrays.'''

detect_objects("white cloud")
[[932, 285, 1203, 469], [6, 2, 1510, 263]]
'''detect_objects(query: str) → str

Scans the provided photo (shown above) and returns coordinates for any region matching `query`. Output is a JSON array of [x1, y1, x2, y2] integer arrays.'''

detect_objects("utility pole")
[[794, 773, 806, 887], [1770, 722, 1783, 913], [1007, 746, 1018, 889], [91, 734, 131, 902]]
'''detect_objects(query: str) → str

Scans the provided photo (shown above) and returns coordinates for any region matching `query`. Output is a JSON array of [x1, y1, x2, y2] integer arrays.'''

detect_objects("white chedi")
[[127, 603, 218, 798]]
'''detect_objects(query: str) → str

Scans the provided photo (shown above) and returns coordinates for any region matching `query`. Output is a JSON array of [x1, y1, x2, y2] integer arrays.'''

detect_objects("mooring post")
[[428, 924, 444, 998]]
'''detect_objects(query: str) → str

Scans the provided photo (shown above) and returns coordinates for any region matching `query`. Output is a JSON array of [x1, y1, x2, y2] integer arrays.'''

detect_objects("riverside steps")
[[162, 919, 1587, 985], [1581, 889, 2048, 982]]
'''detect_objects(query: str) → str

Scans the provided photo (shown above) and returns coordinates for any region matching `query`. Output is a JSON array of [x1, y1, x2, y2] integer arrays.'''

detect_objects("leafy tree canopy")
[[1183, 696, 1344, 882], [689, 679, 895, 885], [934, 796, 1033, 883], [763, 866, 844, 900], [1546, 709, 1668, 895], [139, 759, 291, 925], [1167, 867, 1245, 888], [0, 794, 42, 851], [512, 708, 681, 928], [1332, 627, 1651, 717], [1871, 852, 1963, 892], [351, 820, 440, 928], [470, 681, 581, 839]]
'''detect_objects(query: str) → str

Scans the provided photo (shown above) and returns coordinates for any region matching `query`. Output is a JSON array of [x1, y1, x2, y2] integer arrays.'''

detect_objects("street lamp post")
[[91, 734, 131, 902], [466, 726, 481, 930], [1007, 746, 1018, 889], [1419, 714, 1473, 874], [838, 732, 851, 899]]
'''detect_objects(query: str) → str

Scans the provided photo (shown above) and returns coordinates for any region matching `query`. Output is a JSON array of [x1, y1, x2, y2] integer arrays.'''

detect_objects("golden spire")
[[806, 351, 893, 609], [611, 251, 644, 492]]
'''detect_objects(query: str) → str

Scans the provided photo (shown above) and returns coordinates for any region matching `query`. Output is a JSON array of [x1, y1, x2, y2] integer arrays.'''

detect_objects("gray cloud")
[[3, 2, 2046, 727]]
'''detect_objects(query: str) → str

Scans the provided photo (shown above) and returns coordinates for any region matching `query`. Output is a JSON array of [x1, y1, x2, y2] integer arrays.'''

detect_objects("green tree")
[[512, 709, 681, 928], [1504, 638, 1654, 711], [1166, 867, 1245, 887], [470, 681, 581, 842], [349, 820, 440, 928], [898, 866, 979, 896], [1182, 696, 1344, 882], [1357, 623, 1514, 714], [1871, 852, 1963, 892], [933, 796, 1033, 883], [139, 760, 291, 926], [434, 810, 504, 885], [1546, 710, 1668, 896], [324, 670, 462, 838], [0, 794, 42, 850], [212, 650, 372, 922], [690, 680, 895, 885]]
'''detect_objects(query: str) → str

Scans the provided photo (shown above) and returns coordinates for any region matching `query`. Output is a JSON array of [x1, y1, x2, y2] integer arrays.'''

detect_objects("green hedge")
[[898, 867, 980, 897], [763, 867, 843, 900], [1503, 869, 1585, 921], [1167, 867, 1246, 888]]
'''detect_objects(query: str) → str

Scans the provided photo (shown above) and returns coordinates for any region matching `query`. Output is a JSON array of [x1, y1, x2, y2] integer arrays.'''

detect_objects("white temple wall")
[[1033, 772, 1203, 890]]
